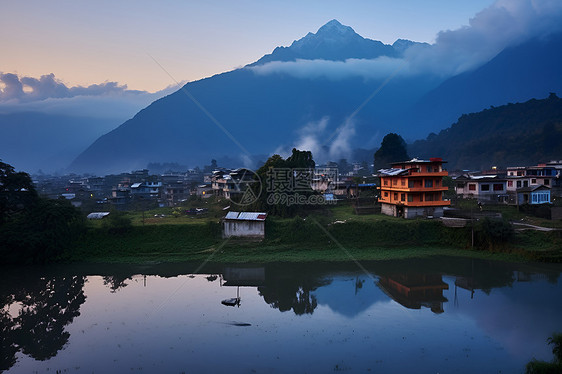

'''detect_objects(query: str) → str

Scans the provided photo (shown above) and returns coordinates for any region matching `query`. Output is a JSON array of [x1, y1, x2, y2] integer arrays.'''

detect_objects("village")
[[32, 157, 562, 233]]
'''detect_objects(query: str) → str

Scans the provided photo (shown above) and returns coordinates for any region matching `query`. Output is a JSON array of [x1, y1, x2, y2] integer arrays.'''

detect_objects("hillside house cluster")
[[453, 160, 562, 205], [34, 168, 205, 210]]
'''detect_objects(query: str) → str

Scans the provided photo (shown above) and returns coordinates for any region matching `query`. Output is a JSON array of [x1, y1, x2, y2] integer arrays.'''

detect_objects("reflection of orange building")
[[378, 274, 449, 314], [378, 158, 450, 219]]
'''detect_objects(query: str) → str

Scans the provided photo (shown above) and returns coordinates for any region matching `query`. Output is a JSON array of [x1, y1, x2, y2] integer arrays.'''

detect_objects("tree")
[[0, 160, 38, 224], [373, 133, 410, 171], [250, 149, 318, 217], [0, 161, 86, 264]]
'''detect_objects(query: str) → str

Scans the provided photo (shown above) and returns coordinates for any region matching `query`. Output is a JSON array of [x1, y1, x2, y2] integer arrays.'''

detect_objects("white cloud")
[[276, 116, 357, 164], [0, 72, 180, 119], [250, 57, 410, 81]]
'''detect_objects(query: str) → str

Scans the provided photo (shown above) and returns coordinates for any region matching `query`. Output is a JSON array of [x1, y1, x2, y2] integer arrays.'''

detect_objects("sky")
[[1, 0, 497, 93]]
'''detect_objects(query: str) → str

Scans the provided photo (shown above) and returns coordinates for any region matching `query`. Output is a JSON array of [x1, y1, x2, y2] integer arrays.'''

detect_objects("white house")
[[223, 212, 267, 239]]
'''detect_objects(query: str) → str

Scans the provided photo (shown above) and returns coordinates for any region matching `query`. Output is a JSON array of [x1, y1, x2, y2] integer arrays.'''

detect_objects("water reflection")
[[378, 274, 448, 314], [0, 272, 85, 371], [257, 264, 331, 315], [0, 259, 560, 373]]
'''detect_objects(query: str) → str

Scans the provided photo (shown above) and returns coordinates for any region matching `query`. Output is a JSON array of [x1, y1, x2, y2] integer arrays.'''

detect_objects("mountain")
[[253, 20, 402, 64], [408, 93, 562, 170], [0, 112, 119, 173], [412, 33, 562, 135], [69, 21, 441, 175], [69, 21, 562, 175]]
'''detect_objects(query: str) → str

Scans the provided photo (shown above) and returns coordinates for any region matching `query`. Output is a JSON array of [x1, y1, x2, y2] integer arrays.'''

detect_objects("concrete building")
[[223, 211, 267, 239], [378, 158, 450, 219], [454, 175, 508, 203]]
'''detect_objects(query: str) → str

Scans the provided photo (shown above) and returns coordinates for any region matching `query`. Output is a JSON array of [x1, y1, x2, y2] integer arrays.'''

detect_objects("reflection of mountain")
[[312, 276, 388, 318], [450, 275, 562, 360], [378, 274, 449, 314], [0, 273, 86, 371]]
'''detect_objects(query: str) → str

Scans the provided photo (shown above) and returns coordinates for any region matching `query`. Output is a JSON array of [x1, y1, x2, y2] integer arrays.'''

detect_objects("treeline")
[[409, 93, 562, 170], [0, 161, 86, 265]]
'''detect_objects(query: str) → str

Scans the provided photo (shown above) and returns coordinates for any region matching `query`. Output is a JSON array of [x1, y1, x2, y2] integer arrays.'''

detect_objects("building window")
[[408, 180, 414, 188], [531, 179, 537, 184], [401, 180, 406, 186], [384, 179, 388, 186], [407, 195, 413, 202], [426, 193, 434, 201], [507, 181, 513, 187], [493, 184, 503, 191], [435, 179, 440, 186], [394, 193, 398, 200], [545, 179, 550, 186], [481, 184, 490, 191], [468, 184, 476, 191], [426, 166, 432, 172], [384, 192, 388, 197], [393, 179, 397, 186], [517, 181, 522, 188], [401, 193, 405, 201], [425, 179, 433, 188]]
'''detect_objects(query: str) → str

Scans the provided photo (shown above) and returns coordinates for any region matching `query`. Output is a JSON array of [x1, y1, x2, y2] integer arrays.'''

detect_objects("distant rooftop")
[[391, 157, 446, 165]]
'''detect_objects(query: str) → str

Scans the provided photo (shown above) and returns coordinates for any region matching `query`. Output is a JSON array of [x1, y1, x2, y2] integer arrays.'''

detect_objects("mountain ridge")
[[409, 93, 562, 170]]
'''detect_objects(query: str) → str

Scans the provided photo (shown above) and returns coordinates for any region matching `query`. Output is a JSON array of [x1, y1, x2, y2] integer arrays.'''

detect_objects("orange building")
[[378, 158, 450, 219]]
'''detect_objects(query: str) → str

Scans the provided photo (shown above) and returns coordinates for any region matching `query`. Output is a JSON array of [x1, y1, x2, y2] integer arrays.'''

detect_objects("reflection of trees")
[[257, 266, 330, 315], [0, 274, 86, 371], [103, 274, 131, 293]]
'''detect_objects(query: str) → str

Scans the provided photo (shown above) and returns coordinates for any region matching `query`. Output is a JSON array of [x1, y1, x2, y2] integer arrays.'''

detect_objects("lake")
[[1, 257, 561, 373]]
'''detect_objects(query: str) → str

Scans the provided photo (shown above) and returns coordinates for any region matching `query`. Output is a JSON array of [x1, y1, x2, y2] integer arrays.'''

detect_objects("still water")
[[1, 257, 561, 374]]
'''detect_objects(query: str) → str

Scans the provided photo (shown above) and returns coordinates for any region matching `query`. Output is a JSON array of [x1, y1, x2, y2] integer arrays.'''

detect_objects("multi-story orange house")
[[378, 158, 450, 218]]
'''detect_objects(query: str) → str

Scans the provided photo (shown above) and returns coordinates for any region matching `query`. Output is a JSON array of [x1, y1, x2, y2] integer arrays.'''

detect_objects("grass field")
[[70, 200, 562, 264]]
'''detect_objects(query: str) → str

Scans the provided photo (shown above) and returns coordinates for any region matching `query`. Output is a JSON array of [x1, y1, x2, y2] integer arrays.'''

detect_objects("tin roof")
[[224, 211, 267, 221], [378, 168, 409, 176]]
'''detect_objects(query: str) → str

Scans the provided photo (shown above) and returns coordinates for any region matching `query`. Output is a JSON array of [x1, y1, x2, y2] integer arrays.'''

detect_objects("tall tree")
[[373, 133, 410, 171], [0, 160, 38, 224]]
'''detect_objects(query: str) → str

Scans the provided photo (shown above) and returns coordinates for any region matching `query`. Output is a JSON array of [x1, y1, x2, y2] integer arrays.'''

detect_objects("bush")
[[0, 197, 86, 264], [103, 211, 132, 234], [525, 333, 562, 374], [475, 218, 514, 250]]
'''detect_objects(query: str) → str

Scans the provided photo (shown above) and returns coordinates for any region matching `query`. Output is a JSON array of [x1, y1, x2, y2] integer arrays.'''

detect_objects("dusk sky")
[[2, 0, 497, 92]]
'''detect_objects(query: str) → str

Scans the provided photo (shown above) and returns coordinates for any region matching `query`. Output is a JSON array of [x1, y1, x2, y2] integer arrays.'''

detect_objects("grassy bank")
[[69, 212, 562, 264]]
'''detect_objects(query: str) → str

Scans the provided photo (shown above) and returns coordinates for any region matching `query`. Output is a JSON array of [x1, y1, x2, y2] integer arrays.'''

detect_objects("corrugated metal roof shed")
[[224, 212, 267, 221]]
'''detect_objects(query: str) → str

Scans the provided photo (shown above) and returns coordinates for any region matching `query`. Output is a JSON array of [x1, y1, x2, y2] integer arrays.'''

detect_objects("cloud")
[[407, 0, 562, 76], [250, 57, 409, 81], [250, 0, 562, 80], [0, 72, 146, 103], [276, 116, 357, 164], [0, 72, 180, 119]]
